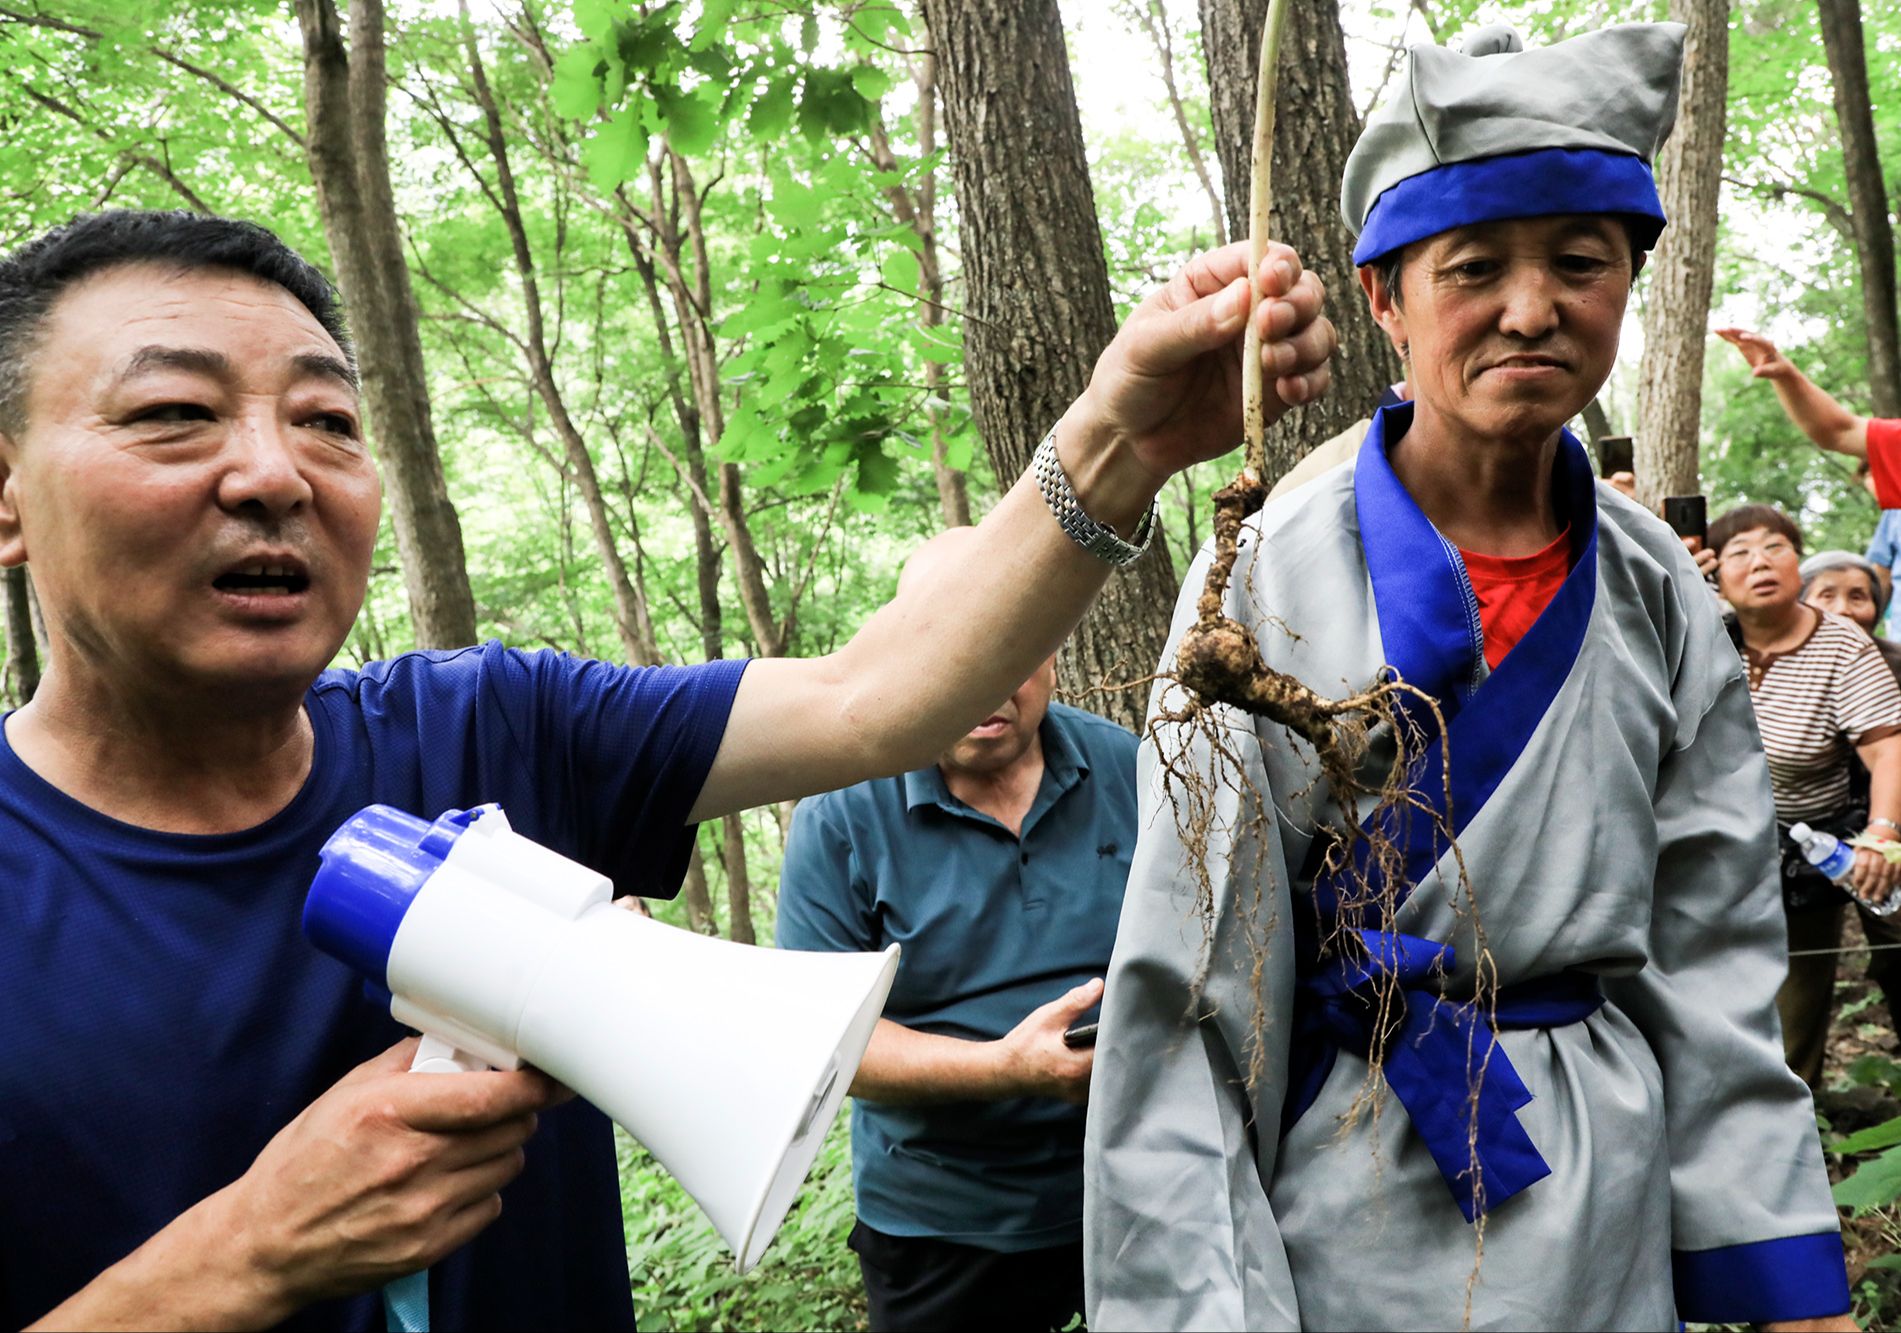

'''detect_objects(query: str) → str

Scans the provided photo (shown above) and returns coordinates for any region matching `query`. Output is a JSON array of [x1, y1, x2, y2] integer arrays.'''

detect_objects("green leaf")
[[944, 430, 975, 472], [691, 0, 739, 50], [573, 0, 618, 44], [800, 14, 820, 53], [584, 104, 649, 191], [768, 180, 823, 230], [656, 86, 719, 156], [550, 45, 604, 119], [880, 245, 921, 293], [1833, 1144, 1901, 1210], [850, 65, 892, 103], [913, 324, 962, 362], [1835, 1114, 1901, 1155], [749, 74, 797, 140], [854, 446, 900, 495]]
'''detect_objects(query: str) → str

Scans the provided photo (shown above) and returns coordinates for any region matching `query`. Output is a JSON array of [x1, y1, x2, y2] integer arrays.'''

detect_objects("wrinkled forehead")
[[1807, 566, 1877, 596], [28, 261, 351, 410], [1415, 213, 1631, 258]]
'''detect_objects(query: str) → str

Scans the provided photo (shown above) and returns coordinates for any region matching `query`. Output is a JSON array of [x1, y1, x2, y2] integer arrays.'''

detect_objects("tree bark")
[[293, 0, 478, 650], [720, 813, 756, 946], [2, 565, 38, 705], [1582, 397, 1614, 446], [1635, 0, 1728, 507], [1124, 0, 1226, 248], [869, 41, 972, 529], [680, 839, 718, 936], [1817, 0, 1901, 419], [458, 5, 657, 668], [1200, 0, 1400, 481], [919, 0, 1180, 732]]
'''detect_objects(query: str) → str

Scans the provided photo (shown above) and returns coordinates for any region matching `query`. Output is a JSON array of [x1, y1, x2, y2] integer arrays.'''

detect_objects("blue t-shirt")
[[0, 642, 745, 1330], [774, 703, 1137, 1252]]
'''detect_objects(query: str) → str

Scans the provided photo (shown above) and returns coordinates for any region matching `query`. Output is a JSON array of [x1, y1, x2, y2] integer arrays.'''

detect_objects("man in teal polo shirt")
[[776, 533, 1138, 1332]]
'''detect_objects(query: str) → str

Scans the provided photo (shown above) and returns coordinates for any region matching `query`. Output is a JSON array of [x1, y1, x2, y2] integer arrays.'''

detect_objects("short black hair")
[[1709, 502, 1804, 560], [0, 210, 353, 436]]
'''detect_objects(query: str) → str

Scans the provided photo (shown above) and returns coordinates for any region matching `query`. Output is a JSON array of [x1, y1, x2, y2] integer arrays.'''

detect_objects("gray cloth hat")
[[1342, 23, 1687, 265]]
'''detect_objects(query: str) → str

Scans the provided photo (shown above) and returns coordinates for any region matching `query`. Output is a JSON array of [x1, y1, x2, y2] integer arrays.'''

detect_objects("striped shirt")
[[1745, 608, 1901, 821]]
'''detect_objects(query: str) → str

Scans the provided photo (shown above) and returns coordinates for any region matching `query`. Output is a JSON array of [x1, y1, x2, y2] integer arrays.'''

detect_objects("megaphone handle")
[[409, 1033, 491, 1075], [382, 1036, 490, 1333]]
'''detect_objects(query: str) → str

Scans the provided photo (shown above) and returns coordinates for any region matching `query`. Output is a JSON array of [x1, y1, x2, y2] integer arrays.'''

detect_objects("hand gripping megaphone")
[[302, 802, 899, 1272]]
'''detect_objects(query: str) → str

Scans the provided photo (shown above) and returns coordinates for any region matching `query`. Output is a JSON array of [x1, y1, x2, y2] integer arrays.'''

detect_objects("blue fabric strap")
[[1673, 1233, 1852, 1325], [1283, 929, 1603, 1222], [384, 1271, 430, 1332]]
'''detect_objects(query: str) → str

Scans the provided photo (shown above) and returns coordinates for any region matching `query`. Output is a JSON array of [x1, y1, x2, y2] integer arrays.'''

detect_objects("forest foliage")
[[1, 0, 1899, 1326]]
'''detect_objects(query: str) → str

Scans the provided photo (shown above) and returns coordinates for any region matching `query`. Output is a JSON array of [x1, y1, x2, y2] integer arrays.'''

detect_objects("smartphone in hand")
[[1062, 1022, 1099, 1050], [1597, 435, 1634, 478], [1662, 495, 1708, 544]]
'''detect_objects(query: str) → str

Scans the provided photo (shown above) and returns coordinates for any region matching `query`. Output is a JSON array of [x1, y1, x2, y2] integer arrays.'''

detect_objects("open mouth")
[[213, 561, 311, 597]]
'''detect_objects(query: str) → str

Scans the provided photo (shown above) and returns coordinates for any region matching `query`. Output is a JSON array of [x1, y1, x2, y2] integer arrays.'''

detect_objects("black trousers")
[[849, 1220, 1085, 1333]]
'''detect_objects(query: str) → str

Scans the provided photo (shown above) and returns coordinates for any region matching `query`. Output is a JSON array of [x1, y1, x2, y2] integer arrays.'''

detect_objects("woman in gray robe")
[[1084, 24, 1851, 1332]]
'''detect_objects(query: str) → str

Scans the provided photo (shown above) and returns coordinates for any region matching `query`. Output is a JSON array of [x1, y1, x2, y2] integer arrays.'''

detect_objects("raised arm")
[[690, 241, 1335, 821], [1715, 328, 1870, 457]]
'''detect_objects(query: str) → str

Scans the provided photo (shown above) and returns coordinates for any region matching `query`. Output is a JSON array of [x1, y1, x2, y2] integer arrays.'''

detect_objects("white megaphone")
[[302, 802, 899, 1272]]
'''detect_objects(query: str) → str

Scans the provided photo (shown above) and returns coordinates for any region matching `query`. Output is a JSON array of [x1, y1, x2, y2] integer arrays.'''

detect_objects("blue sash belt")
[[1282, 927, 1604, 1222]]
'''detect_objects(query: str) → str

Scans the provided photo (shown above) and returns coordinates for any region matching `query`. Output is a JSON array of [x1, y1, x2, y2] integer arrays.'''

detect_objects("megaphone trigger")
[[796, 1059, 842, 1142], [409, 1033, 491, 1076], [304, 802, 901, 1274]]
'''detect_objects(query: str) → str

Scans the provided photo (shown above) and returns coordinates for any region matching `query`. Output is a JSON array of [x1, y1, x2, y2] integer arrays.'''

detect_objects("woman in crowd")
[[1795, 549, 1901, 1039], [1713, 504, 1901, 1083], [1802, 548, 1901, 681]]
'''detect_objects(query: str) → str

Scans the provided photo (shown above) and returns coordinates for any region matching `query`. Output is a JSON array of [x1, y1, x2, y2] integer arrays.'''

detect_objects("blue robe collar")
[[1351, 400, 1600, 862], [1280, 403, 1603, 1222]]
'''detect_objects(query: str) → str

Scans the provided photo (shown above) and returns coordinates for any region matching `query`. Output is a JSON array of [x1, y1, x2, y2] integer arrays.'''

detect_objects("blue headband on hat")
[[1352, 146, 1667, 266]]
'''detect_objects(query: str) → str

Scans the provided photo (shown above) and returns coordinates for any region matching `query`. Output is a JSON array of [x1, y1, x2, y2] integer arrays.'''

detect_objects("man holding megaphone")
[[0, 210, 1334, 1331]]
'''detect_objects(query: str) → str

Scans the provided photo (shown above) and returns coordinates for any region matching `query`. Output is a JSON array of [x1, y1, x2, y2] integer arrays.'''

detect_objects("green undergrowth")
[[617, 1121, 866, 1332]]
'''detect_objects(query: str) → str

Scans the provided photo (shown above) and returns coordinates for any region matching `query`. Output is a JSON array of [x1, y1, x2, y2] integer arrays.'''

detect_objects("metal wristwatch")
[[1032, 426, 1157, 567]]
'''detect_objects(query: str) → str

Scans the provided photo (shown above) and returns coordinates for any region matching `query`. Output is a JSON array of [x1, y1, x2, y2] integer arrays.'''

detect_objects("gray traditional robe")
[[1085, 407, 1847, 1330]]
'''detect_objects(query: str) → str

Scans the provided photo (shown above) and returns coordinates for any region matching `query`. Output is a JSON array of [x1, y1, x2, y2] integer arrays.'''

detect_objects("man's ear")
[[0, 434, 26, 569], [1357, 264, 1408, 356]]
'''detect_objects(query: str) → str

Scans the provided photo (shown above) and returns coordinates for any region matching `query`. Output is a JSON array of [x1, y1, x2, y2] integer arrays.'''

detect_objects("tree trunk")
[[459, 4, 657, 667], [869, 38, 972, 528], [1200, 0, 1400, 480], [919, 0, 1179, 732], [680, 842, 718, 935], [3, 565, 38, 704], [1817, 0, 1901, 419], [720, 813, 756, 946], [1635, 0, 1728, 507], [1125, 0, 1226, 248], [1582, 397, 1614, 445], [293, 0, 478, 650]]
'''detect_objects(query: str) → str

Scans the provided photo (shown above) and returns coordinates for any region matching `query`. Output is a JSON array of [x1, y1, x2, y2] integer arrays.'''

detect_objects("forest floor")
[[1819, 911, 1901, 1330]]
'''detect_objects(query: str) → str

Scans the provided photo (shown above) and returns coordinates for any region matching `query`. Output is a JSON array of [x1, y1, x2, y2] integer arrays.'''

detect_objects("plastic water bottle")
[[1789, 822, 1901, 916]]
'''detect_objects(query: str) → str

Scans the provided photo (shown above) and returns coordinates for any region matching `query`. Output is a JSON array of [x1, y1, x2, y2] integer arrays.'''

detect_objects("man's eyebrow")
[[110, 345, 360, 394], [292, 351, 360, 393], [115, 345, 233, 383]]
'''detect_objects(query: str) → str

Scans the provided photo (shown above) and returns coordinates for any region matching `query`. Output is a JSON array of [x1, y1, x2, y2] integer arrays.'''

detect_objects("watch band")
[[1032, 426, 1157, 567]]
